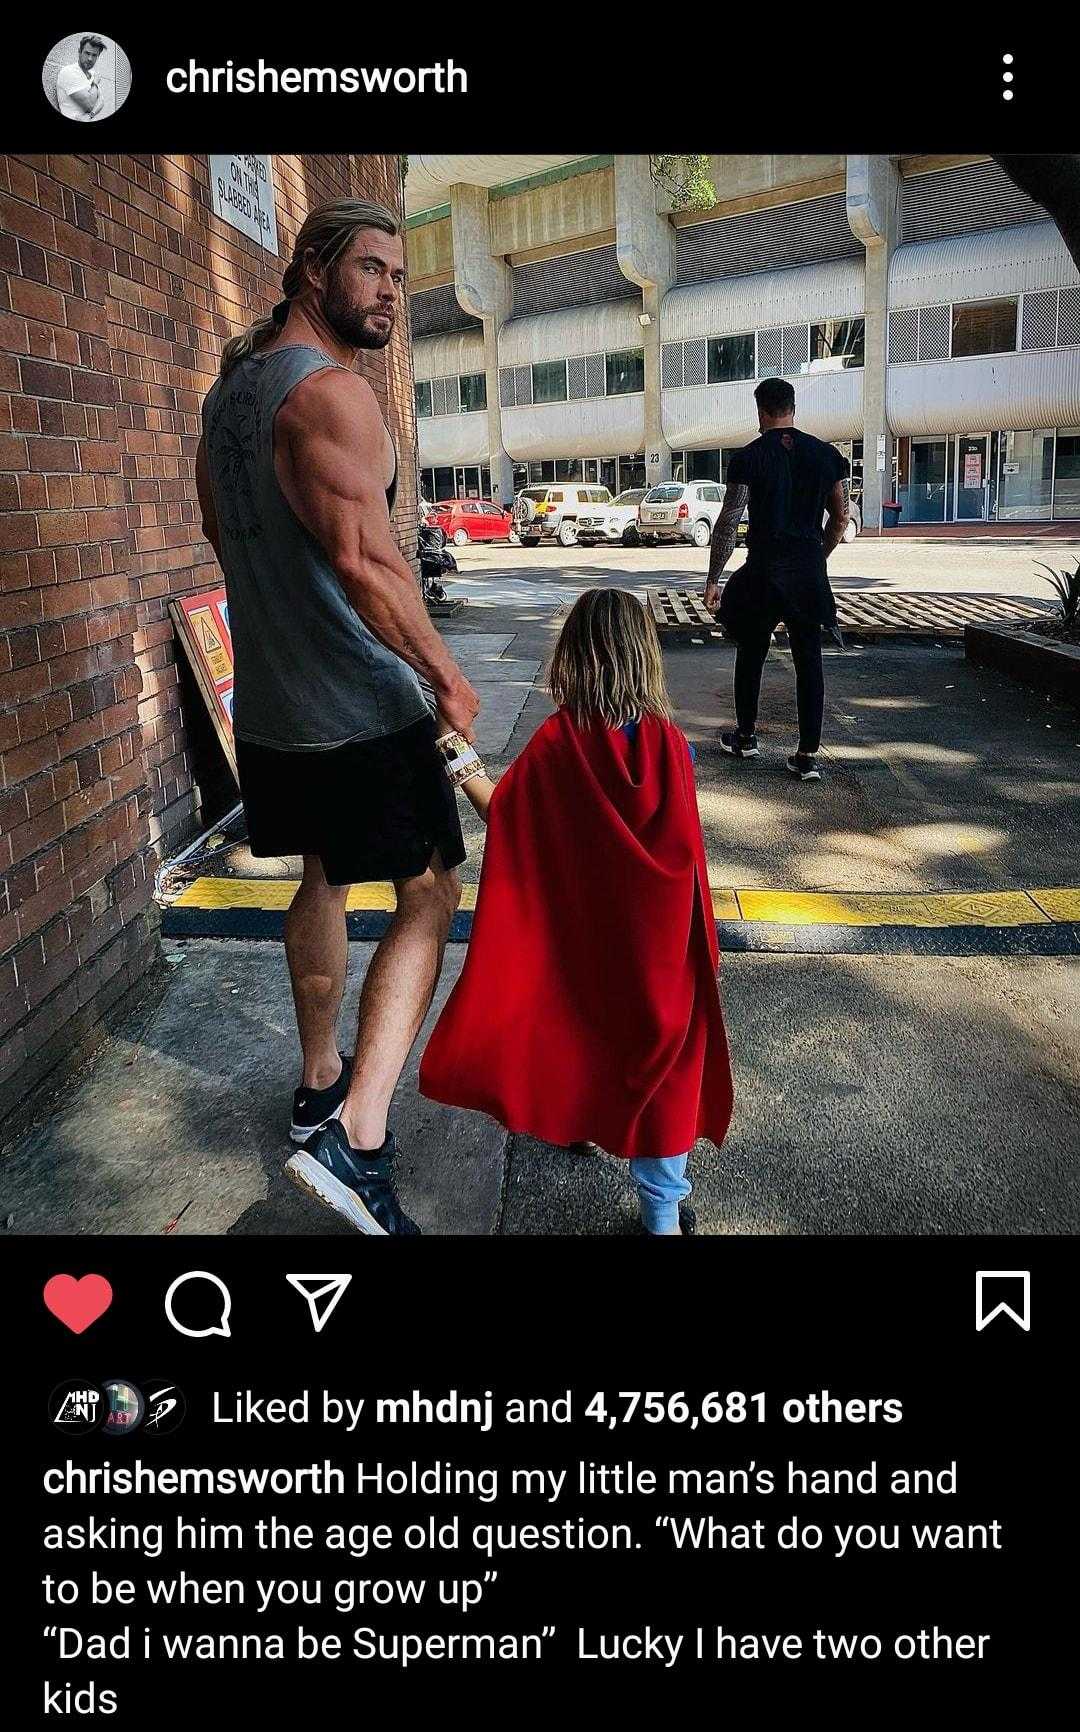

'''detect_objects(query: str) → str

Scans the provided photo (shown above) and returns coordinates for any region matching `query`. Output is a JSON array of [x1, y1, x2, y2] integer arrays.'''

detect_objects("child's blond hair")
[[548, 588, 673, 728]]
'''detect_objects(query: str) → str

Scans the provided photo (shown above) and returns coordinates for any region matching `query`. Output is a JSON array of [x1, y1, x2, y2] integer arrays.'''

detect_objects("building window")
[[707, 333, 756, 385], [605, 348, 645, 395], [459, 372, 487, 413], [997, 430, 1055, 521], [951, 299, 1018, 358], [432, 467, 455, 501], [555, 459, 583, 482], [1054, 429, 1080, 518], [896, 436, 950, 523], [532, 360, 568, 404], [809, 319, 865, 370], [687, 449, 723, 483], [415, 380, 432, 418]]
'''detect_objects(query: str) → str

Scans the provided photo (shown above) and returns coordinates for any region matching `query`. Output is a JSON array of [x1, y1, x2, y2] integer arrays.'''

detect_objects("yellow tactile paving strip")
[[171, 878, 480, 913], [171, 878, 1076, 929], [735, 890, 1049, 928], [1027, 888, 1080, 922]]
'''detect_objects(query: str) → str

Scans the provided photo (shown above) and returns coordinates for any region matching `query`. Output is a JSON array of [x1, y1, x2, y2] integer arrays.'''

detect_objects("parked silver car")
[[637, 481, 725, 548]]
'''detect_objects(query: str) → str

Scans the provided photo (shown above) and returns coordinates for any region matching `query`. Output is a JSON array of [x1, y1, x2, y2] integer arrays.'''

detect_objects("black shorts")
[[235, 713, 466, 887]]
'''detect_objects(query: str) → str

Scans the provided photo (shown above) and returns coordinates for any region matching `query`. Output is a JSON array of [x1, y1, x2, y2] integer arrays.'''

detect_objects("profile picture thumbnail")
[[42, 33, 132, 122]]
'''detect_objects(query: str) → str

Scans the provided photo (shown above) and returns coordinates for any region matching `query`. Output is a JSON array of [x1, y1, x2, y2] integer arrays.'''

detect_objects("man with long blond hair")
[[195, 197, 480, 1235]]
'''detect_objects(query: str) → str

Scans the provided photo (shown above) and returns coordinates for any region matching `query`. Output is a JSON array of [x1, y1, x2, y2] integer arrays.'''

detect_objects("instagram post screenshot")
[[1, 23, 1077, 1718]]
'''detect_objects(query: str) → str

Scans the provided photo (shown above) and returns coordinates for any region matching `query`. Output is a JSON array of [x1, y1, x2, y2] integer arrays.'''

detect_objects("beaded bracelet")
[[436, 729, 487, 787]]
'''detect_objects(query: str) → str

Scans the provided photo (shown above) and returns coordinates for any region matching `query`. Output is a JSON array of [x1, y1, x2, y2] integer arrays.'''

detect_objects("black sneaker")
[[786, 753, 821, 782], [290, 1054, 352, 1143], [719, 730, 760, 758], [285, 1121, 421, 1235]]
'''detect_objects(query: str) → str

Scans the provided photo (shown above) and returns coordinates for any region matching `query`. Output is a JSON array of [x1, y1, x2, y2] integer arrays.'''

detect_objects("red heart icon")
[[43, 1274, 113, 1334]]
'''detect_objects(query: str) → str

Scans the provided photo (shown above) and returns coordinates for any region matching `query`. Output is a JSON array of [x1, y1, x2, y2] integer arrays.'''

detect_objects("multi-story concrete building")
[[406, 154, 1080, 530]]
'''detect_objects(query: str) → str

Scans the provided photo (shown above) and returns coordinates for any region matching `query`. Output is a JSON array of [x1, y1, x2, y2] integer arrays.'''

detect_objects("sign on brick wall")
[[209, 155, 278, 254], [171, 590, 238, 783]]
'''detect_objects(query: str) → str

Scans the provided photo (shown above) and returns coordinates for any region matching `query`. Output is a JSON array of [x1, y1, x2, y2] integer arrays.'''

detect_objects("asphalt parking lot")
[[451, 528, 1080, 605]]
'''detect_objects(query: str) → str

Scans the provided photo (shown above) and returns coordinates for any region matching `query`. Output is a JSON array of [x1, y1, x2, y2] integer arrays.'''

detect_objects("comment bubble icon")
[[164, 1271, 232, 1339]]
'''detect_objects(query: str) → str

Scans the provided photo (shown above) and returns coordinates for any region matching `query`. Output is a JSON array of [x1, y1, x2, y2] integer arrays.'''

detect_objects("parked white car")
[[638, 481, 725, 548], [579, 488, 649, 546], [512, 483, 613, 548]]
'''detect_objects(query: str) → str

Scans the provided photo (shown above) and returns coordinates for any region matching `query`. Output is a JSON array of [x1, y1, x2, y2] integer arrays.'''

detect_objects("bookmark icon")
[[285, 1273, 352, 1334], [975, 1271, 1030, 1333]]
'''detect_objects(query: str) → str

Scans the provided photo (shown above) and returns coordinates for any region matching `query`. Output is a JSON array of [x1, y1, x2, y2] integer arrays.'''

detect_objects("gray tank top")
[[201, 344, 428, 750]]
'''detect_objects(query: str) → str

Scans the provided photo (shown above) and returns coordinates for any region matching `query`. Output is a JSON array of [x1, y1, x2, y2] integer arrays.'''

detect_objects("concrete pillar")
[[614, 155, 676, 486], [847, 154, 900, 534], [450, 183, 515, 505]]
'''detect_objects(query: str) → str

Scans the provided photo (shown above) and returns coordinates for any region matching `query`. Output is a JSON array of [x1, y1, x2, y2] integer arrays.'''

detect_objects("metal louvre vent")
[[675, 193, 860, 284], [889, 308, 919, 363], [781, 324, 809, 375], [511, 244, 638, 318], [431, 377, 449, 417], [443, 376, 461, 416], [1021, 290, 1058, 350], [567, 355, 587, 399], [684, 339, 706, 387], [409, 283, 482, 339], [900, 160, 1046, 245], [1058, 285, 1080, 347], [757, 329, 782, 374], [918, 305, 952, 362], [585, 353, 606, 397], [513, 365, 533, 407], [661, 342, 684, 388], [499, 368, 515, 409]]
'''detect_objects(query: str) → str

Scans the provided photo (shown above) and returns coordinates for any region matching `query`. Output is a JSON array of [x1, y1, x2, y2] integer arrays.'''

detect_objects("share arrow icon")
[[285, 1273, 352, 1333]]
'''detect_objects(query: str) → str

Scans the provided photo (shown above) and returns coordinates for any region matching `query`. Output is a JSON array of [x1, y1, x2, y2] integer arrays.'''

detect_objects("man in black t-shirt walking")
[[703, 378, 850, 781]]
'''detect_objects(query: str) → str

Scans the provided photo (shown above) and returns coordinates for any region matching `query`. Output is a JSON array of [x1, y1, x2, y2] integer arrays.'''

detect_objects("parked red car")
[[426, 498, 514, 546]]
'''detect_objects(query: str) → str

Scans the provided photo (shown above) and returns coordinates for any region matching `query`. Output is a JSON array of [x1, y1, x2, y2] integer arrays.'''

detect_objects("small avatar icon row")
[[48, 1378, 186, 1438]]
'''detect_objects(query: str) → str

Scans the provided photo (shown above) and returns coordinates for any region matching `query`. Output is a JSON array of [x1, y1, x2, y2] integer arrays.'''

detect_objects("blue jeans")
[[629, 1154, 691, 1234]]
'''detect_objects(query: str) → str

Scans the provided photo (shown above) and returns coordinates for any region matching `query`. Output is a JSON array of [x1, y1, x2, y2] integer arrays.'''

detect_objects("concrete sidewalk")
[[1, 936, 1076, 1236]]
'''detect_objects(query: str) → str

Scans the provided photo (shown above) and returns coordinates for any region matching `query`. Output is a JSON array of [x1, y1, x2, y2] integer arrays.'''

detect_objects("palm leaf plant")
[[1034, 559, 1080, 626]]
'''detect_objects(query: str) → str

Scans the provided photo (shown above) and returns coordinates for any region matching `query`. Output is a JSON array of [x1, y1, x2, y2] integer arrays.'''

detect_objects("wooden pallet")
[[649, 588, 1049, 639]]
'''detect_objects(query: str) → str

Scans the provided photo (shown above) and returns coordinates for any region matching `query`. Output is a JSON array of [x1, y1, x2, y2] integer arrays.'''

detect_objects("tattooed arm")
[[703, 484, 749, 612], [822, 479, 850, 559]]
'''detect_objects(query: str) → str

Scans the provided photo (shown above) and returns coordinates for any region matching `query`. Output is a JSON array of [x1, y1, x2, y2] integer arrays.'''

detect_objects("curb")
[[964, 623, 1080, 707]]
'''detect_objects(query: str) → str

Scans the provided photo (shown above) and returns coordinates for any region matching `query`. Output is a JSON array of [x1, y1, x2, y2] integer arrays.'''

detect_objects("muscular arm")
[[822, 478, 850, 559], [704, 484, 748, 609], [194, 436, 223, 564], [275, 368, 478, 736]]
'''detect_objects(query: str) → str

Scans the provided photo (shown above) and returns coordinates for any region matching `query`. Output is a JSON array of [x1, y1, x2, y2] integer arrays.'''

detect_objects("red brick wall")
[[0, 153, 416, 1121]]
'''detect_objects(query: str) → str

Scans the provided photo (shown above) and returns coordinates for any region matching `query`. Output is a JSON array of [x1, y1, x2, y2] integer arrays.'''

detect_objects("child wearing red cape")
[[420, 588, 734, 1235]]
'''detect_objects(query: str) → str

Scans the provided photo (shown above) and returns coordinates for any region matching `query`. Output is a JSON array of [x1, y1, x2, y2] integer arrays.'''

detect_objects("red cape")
[[419, 709, 733, 1159]]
